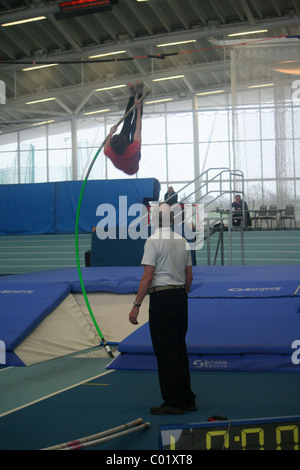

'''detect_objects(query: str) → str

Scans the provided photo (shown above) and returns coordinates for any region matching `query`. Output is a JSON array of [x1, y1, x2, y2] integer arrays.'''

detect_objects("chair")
[[255, 204, 269, 229], [280, 204, 297, 229], [267, 205, 279, 229]]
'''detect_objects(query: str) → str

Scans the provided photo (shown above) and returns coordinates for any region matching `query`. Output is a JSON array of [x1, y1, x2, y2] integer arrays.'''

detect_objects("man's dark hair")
[[110, 134, 128, 155]]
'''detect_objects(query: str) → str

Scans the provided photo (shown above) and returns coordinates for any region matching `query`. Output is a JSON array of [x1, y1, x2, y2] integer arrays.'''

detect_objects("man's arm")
[[104, 125, 117, 151], [185, 265, 193, 293], [129, 265, 154, 325], [133, 102, 142, 143]]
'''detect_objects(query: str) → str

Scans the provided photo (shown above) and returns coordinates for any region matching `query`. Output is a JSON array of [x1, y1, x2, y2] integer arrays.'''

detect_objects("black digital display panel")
[[58, 0, 110, 12], [159, 416, 300, 450], [56, 0, 119, 19]]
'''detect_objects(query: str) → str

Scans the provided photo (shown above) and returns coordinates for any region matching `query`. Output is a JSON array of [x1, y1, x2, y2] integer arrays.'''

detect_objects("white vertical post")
[[0, 80, 6, 104], [193, 95, 200, 203], [71, 119, 78, 180]]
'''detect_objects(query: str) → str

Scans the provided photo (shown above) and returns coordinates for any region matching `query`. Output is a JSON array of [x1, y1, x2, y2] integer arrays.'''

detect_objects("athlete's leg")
[[120, 84, 136, 142]]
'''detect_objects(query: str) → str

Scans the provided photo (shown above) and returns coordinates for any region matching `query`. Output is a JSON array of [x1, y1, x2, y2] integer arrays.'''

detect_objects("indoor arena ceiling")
[[1, 0, 300, 133]]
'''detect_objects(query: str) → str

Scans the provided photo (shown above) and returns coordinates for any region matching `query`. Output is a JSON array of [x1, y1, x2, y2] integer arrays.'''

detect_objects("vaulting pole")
[[63, 421, 151, 451], [75, 90, 150, 357], [42, 418, 148, 450]]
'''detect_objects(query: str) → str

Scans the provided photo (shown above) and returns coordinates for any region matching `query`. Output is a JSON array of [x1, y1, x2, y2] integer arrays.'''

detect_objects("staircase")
[[158, 168, 246, 265]]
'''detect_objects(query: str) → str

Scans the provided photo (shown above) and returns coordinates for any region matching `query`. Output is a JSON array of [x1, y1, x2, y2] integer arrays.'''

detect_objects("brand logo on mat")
[[95, 196, 205, 250], [291, 340, 300, 365], [0, 290, 34, 294], [0, 341, 6, 365], [228, 287, 282, 292], [193, 359, 228, 370]]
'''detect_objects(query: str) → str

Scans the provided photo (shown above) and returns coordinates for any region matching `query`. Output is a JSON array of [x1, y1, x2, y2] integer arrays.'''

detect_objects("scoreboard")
[[160, 416, 300, 450], [56, 0, 119, 19]]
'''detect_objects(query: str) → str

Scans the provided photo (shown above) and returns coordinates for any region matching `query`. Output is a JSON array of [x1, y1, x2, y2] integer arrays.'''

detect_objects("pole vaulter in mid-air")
[[104, 81, 145, 176], [75, 83, 149, 358]]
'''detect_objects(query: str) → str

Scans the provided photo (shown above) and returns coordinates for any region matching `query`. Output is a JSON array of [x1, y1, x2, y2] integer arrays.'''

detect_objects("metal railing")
[[162, 168, 246, 265]]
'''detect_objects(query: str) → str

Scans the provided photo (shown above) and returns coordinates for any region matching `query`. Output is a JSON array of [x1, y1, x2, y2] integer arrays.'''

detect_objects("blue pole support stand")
[[74, 89, 150, 358]]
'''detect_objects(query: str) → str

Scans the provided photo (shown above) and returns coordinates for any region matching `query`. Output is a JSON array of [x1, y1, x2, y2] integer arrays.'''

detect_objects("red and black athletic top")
[[104, 141, 140, 175]]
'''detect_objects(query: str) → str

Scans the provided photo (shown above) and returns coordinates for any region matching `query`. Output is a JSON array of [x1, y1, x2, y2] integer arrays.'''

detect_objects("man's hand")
[[104, 125, 118, 151], [129, 306, 139, 325], [128, 265, 154, 326], [109, 125, 117, 135]]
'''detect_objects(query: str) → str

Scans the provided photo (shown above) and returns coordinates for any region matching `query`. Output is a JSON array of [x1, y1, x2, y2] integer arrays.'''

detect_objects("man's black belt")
[[149, 285, 185, 294]]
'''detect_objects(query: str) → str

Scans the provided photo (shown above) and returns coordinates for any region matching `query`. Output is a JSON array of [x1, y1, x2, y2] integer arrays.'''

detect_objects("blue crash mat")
[[189, 280, 300, 298], [0, 282, 71, 350], [107, 269, 300, 372], [111, 297, 300, 356], [1, 264, 299, 371]]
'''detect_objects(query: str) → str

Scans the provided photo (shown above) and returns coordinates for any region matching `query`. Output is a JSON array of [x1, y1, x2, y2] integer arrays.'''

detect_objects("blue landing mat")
[[0, 281, 71, 365], [1, 265, 300, 370], [0, 267, 145, 293], [106, 265, 300, 372], [107, 299, 300, 372], [0, 267, 151, 365]]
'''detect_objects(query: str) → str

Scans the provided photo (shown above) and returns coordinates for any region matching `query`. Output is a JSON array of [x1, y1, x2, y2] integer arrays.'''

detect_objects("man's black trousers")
[[149, 288, 195, 408]]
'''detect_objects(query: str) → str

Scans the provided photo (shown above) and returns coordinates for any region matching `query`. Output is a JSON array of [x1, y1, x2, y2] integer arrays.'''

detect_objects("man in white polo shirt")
[[129, 203, 196, 415]]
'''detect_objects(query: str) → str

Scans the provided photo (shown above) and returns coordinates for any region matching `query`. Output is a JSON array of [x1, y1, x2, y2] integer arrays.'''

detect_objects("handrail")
[[162, 167, 245, 265], [165, 167, 244, 207]]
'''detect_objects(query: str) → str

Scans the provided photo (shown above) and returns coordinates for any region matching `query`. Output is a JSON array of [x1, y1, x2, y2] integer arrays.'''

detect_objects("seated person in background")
[[232, 194, 251, 227], [164, 186, 178, 205], [104, 82, 143, 175]]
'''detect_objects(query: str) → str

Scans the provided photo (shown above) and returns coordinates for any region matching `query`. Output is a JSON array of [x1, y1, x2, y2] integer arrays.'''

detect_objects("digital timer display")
[[55, 0, 118, 19], [58, 0, 111, 12], [159, 416, 300, 450]]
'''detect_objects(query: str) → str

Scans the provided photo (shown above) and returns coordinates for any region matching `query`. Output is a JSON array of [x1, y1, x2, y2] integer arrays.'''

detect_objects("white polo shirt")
[[141, 227, 192, 288]]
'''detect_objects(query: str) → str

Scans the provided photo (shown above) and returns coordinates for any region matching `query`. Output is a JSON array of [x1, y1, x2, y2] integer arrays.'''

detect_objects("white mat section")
[[73, 293, 149, 343], [14, 294, 99, 366], [14, 293, 149, 366]]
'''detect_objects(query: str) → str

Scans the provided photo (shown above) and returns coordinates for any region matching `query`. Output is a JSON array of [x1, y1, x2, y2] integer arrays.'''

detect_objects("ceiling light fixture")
[[32, 120, 55, 126], [94, 84, 126, 91], [248, 83, 274, 89], [89, 50, 126, 58], [1, 16, 46, 27], [152, 75, 184, 82], [197, 90, 225, 96], [157, 40, 196, 47], [22, 64, 59, 72], [228, 29, 268, 37], [26, 97, 56, 105], [145, 98, 173, 105], [84, 109, 110, 115]]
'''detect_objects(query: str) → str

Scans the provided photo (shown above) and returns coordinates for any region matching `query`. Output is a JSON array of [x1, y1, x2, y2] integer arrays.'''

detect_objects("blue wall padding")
[[0, 182, 56, 235], [90, 227, 152, 267], [0, 178, 160, 235]]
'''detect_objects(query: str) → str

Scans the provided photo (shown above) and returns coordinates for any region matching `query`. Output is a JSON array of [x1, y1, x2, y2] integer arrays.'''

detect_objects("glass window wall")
[[0, 93, 300, 216]]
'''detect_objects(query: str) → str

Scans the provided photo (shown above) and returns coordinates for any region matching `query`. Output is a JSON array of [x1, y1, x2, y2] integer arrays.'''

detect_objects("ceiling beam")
[[239, 0, 257, 26], [0, 2, 59, 23], [3, 59, 231, 108], [1, 13, 300, 74]]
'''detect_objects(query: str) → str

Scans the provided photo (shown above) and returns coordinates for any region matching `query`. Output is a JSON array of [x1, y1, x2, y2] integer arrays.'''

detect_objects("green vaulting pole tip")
[[75, 90, 150, 358]]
